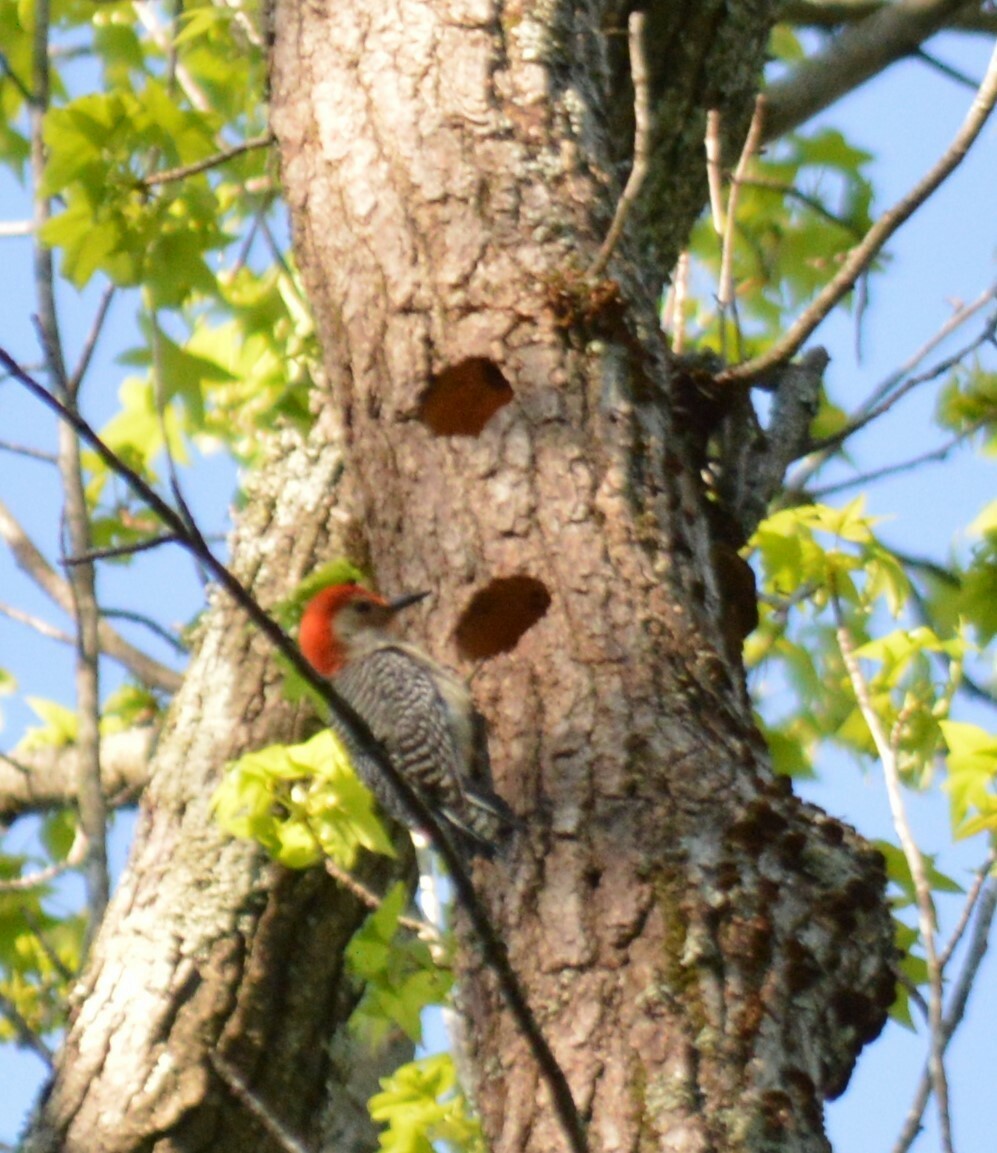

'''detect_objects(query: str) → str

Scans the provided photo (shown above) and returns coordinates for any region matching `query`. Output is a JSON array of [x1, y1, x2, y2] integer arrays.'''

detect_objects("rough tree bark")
[[23, 3, 896, 1152], [265, 2, 894, 1152], [24, 419, 412, 1153]]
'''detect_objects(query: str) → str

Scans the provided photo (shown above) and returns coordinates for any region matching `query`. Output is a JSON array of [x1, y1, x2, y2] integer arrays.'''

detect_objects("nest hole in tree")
[[455, 576, 551, 660], [417, 358, 513, 437]]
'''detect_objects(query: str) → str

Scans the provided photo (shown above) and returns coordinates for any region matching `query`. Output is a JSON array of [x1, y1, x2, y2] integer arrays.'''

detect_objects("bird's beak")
[[387, 590, 431, 614]]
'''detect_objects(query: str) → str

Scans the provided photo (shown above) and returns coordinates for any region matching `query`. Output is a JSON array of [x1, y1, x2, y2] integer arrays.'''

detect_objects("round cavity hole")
[[455, 575, 551, 660], [417, 358, 513, 437]]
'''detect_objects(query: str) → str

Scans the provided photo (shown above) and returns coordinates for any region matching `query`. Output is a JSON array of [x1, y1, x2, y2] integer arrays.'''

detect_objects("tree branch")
[[779, 1, 997, 37], [141, 132, 275, 188], [892, 873, 997, 1153], [323, 859, 438, 941], [0, 991, 53, 1068], [787, 282, 996, 488], [806, 426, 981, 498], [719, 95, 767, 321], [718, 43, 997, 385], [587, 10, 650, 278], [0, 727, 154, 822], [836, 606, 953, 1153], [0, 826, 88, 892], [31, 0, 110, 937], [0, 497, 182, 692], [766, 0, 982, 142], [211, 1054, 312, 1153]]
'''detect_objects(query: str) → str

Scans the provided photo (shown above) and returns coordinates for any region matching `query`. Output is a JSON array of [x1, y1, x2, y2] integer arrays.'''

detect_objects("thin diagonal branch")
[[142, 132, 275, 187], [939, 851, 996, 970], [789, 286, 996, 487], [719, 43, 997, 386], [892, 873, 997, 1153], [63, 533, 181, 565], [0, 991, 53, 1067], [0, 496, 182, 692], [718, 95, 767, 316], [0, 439, 57, 464], [324, 859, 438, 941], [0, 600, 72, 644], [587, 10, 650, 279], [211, 1054, 312, 1153], [836, 605, 953, 1153], [806, 426, 980, 498], [103, 607, 186, 653], [0, 827, 88, 892], [68, 284, 115, 394]]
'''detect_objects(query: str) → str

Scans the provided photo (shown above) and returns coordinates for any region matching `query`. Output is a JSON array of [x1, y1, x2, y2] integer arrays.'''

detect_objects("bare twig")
[[704, 109, 725, 236], [788, 283, 996, 488], [853, 283, 995, 422], [68, 284, 115, 394], [915, 47, 983, 90], [892, 874, 997, 1153], [0, 439, 57, 463], [939, 851, 996, 971], [835, 604, 953, 1153], [718, 95, 767, 317], [217, 0, 266, 49], [0, 600, 73, 644], [63, 533, 181, 565], [0, 219, 34, 237], [587, 10, 651, 278], [798, 309, 994, 473], [940, 875, 997, 1042], [0, 496, 182, 692], [1, 347, 589, 1153], [142, 132, 275, 187], [807, 426, 980, 498], [663, 251, 690, 353], [31, 0, 109, 940], [0, 991, 53, 1067], [133, 1, 211, 112], [0, 826, 88, 892], [719, 43, 997, 386], [103, 607, 186, 653], [323, 859, 438, 941], [211, 1054, 313, 1153]]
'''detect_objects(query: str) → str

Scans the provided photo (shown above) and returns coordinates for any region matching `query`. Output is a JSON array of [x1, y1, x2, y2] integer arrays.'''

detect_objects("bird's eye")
[[354, 601, 373, 614]]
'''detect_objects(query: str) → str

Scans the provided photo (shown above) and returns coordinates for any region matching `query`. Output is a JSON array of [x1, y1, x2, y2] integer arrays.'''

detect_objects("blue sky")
[[1, 21, 994, 1153]]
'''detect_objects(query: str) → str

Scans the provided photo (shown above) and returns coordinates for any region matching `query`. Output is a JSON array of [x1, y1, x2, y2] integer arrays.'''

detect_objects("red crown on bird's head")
[[299, 583, 427, 676]]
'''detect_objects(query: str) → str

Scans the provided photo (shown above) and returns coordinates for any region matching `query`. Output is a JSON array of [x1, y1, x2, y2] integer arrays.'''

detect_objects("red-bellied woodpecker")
[[298, 582, 515, 858]]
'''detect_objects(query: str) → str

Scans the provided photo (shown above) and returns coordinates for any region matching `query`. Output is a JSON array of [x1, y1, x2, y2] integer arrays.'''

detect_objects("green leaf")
[[368, 1054, 484, 1153], [215, 731, 396, 867], [17, 698, 78, 749], [940, 720, 997, 836], [40, 809, 78, 861], [347, 884, 451, 1046]]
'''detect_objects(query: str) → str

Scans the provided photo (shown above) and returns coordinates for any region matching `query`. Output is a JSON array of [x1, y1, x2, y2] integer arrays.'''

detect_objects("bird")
[[298, 582, 516, 858]]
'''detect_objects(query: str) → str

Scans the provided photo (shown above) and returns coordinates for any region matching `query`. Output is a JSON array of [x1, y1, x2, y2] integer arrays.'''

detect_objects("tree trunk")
[[267, 3, 895, 1153], [25, 419, 411, 1153]]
